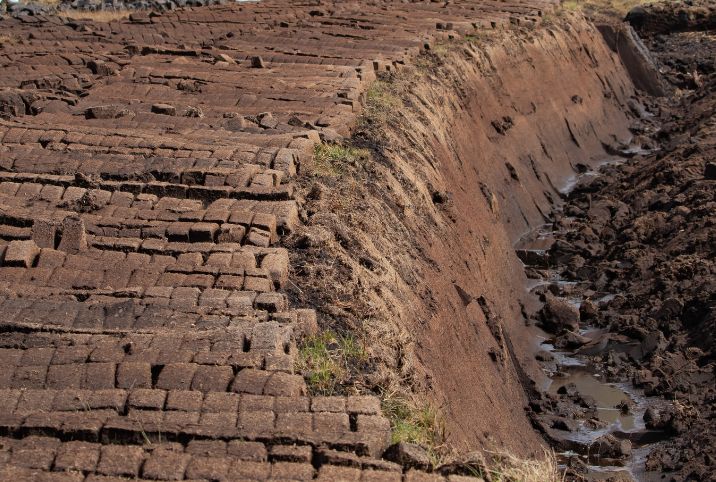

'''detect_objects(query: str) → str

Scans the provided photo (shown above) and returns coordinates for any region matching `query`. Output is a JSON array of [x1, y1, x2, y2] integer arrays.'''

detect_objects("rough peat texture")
[[0, 1, 580, 480], [533, 3, 716, 480], [1, 0, 682, 479], [286, 11, 637, 458]]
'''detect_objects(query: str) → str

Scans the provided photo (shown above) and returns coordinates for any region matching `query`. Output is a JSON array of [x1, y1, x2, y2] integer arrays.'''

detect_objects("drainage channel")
[[517, 155, 668, 481]]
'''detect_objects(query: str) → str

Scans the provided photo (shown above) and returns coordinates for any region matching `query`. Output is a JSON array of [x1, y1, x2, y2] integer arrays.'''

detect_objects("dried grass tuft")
[[560, 0, 659, 18], [58, 9, 130, 22], [0, 34, 17, 48], [481, 449, 566, 482]]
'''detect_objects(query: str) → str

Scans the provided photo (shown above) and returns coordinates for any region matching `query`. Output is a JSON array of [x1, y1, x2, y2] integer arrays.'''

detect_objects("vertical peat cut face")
[[378, 22, 636, 454], [292, 13, 639, 458]]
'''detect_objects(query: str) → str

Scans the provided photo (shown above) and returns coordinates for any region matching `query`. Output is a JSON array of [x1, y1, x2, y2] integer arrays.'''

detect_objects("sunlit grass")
[[311, 143, 371, 177], [359, 80, 403, 130], [381, 391, 446, 466], [484, 449, 565, 482], [296, 330, 367, 395], [58, 9, 130, 22]]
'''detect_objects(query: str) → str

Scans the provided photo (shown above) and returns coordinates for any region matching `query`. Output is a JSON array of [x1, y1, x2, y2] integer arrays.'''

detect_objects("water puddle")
[[517, 156, 665, 481], [548, 368, 641, 432], [557, 156, 627, 196], [532, 307, 662, 480]]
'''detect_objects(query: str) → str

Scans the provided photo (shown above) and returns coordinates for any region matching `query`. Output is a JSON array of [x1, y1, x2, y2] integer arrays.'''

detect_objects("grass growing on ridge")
[[379, 390, 564, 480], [360, 80, 403, 130], [311, 143, 370, 177], [381, 391, 446, 466], [295, 330, 367, 395]]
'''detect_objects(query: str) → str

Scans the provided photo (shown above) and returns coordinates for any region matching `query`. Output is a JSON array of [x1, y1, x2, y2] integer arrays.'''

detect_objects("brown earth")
[[0, 1, 596, 480], [289, 17, 637, 460], [1, 0, 709, 480]]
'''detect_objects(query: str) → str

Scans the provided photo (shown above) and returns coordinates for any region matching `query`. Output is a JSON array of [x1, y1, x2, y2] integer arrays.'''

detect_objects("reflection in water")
[[549, 368, 638, 430], [558, 157, 627, 195], [515, 160, 664, 480]]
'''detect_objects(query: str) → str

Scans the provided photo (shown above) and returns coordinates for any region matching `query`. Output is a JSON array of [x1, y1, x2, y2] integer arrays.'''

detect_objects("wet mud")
[[521, 5, 716, 477]]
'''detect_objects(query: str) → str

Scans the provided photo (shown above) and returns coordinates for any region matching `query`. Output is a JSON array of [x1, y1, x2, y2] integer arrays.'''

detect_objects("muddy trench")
[[515, 158, 670, 481]]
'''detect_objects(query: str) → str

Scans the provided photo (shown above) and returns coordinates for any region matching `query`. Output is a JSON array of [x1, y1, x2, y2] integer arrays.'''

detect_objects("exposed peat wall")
[[293, 14, 638, 456]]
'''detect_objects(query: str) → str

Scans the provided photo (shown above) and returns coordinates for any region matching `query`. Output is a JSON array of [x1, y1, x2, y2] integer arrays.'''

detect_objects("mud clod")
[[539, 294, 580, 334]]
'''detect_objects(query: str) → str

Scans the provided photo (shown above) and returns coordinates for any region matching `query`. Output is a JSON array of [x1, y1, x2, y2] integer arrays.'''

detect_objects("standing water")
[[516, 156, 667, 481]]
